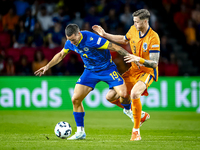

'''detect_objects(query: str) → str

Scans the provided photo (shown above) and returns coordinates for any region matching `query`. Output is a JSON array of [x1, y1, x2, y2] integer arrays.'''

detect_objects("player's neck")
[[140, 25, 149, 37]]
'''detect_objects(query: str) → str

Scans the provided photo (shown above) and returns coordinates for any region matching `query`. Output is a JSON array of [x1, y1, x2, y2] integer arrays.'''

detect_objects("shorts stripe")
[[144, 74, 150, 84], [148, 75, 153, 84]]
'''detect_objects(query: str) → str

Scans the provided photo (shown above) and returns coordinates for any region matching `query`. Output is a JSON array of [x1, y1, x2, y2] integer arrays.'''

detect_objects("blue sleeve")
[[87, 32, 109, 49], [63, 40, 72, 53]]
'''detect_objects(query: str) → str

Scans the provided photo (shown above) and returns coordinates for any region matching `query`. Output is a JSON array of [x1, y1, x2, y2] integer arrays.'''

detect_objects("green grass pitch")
[[0, 110, 200, 150]]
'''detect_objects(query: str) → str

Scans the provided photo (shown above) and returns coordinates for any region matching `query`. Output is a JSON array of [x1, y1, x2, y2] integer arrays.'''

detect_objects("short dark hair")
[[132, 9, 150, 20], [65, 24, 80, 36]]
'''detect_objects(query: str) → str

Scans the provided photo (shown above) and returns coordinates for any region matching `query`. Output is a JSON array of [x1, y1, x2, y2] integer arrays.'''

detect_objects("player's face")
[[133, 17, 145, 31], [67, 32, 81, 45]]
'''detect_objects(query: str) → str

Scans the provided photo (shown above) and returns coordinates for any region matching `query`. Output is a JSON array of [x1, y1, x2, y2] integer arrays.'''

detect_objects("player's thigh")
[[131, 73, 153, 98], [72, 84, 93, 102], [131, 81, 146, 99]]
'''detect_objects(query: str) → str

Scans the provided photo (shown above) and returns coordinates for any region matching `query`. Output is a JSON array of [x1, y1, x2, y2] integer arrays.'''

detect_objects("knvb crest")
[[143, 43, 147, 52]]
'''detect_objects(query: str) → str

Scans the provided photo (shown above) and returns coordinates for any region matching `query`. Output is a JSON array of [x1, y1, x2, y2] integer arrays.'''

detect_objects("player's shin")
[[121, 103, 131, 110], [73, 112, 85, 132], [110, 99, 124, 108], [132, 98, 142, 133]]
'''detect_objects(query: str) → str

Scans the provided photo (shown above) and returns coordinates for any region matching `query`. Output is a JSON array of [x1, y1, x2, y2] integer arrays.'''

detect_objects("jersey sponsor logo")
[[83, 47, 89, 51], [90, 37, 93, 41], [152, 44, 159, 48], [97, 37, 102, 45]]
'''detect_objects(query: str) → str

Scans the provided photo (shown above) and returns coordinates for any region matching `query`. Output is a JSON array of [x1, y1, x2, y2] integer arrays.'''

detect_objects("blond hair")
[[132, 9, 150, 20]]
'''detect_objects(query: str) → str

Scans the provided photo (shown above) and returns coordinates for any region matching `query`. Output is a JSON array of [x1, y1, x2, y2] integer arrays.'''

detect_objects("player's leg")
[[130, 74, 154, 141], [130, 80, 146, 141], [68, 84, 92, 140], [113, 83, 135, 119], [105, 69, 135, 122], [106, 85, 135, 122], [106, 83, 150, 124], [106, 89, 124, 108]]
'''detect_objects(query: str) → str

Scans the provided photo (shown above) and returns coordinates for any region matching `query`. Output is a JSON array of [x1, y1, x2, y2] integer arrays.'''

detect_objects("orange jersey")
[[125, 25, 160, 81]]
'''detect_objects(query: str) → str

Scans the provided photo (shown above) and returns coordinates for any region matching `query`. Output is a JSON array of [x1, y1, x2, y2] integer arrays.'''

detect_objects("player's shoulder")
[[81, 30, 97, 38], [149, 28, 160, 39], [129, 25, 137, 32], [64, 39, 73, 48], [81, 30, 102, 42], [126, 25, 138, 39], [65, 39, 71, 45]]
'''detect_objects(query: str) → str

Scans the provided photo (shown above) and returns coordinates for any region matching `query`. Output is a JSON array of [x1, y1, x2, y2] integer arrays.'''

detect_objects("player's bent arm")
[[107, 42, 130, 56], [46, 50, 68, 69], [124, 53, 160, 69], [34, 50, 68, 76], [143, 53, 160, 68]]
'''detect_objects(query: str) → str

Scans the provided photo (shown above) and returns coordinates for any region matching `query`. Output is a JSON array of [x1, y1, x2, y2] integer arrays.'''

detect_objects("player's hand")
[[124, 54, 140, 63], [124, 55, 144, 69], [92, 25, 105, 37], [135, 62, 144, 69], [34, 66, 49, 76]]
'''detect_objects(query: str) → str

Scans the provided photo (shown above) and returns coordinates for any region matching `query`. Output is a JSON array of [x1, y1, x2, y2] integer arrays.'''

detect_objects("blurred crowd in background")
[[0, 0, 199, 76]]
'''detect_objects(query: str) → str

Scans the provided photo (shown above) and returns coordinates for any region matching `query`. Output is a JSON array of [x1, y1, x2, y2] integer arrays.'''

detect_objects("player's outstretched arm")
[[107, 42, 130, 56], [34, 50, 67, 76], [92, 25, 128, 45], [124, 53, 159, 69]]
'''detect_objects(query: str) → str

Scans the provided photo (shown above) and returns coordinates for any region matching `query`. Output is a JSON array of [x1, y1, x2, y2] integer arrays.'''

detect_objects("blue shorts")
[[77, 65, 124, 89]]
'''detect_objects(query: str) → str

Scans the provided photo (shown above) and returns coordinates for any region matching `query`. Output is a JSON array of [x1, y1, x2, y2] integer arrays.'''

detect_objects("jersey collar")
[[76, 32, 83, 46], [139, 26, 150, 38]]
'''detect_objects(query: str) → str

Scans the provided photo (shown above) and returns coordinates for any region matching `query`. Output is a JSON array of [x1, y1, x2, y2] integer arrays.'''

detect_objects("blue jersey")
[[63, 31, 115, 71]]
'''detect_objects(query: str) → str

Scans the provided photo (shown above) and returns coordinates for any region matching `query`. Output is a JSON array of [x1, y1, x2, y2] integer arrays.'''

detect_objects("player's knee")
[[131, 92, 140, 99], [118, 90, 128, 99], [71, 96, 81, 106], [106, 90, 119, 101], [106, 94, 112, 102]]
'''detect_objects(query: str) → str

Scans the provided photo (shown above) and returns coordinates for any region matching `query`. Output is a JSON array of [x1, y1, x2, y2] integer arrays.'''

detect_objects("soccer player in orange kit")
[[93, 9, 160, 141]]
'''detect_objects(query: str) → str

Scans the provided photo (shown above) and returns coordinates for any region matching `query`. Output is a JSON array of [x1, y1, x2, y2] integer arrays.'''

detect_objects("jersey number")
[[110, 71, 119, 80], [133, 46, 136, 54], [83, 54, 88, 58]]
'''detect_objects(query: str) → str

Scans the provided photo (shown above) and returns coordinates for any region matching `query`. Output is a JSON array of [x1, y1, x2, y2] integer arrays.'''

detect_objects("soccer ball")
[[54, 121, 72, 139]]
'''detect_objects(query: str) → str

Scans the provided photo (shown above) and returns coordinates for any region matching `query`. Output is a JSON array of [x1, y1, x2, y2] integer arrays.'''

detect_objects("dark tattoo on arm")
[[143, 53, 160, 68], [107, 42, 129, 56]]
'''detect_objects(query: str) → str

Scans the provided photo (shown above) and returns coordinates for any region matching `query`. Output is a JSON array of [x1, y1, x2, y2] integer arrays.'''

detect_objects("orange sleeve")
[[149, 33, 160, 53], [125, 25, 134, 40]]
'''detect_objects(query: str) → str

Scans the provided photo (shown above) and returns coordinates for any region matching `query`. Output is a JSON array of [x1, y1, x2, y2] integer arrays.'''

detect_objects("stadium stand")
[[0, 0, 199, 76]]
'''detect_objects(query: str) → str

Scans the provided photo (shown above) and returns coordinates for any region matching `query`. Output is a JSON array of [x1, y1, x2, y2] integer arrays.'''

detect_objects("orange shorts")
[[122, 68, 154, 96]]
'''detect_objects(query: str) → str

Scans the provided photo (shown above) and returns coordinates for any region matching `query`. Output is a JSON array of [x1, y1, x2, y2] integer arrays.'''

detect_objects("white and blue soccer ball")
[[54, 121, 72, 139]]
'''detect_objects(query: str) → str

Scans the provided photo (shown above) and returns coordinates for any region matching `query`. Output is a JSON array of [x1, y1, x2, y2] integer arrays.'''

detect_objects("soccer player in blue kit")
[[35, 24, 133, 140]]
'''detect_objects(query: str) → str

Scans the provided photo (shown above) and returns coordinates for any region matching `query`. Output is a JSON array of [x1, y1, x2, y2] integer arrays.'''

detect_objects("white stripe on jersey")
[[97, 37, 102, 45]]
